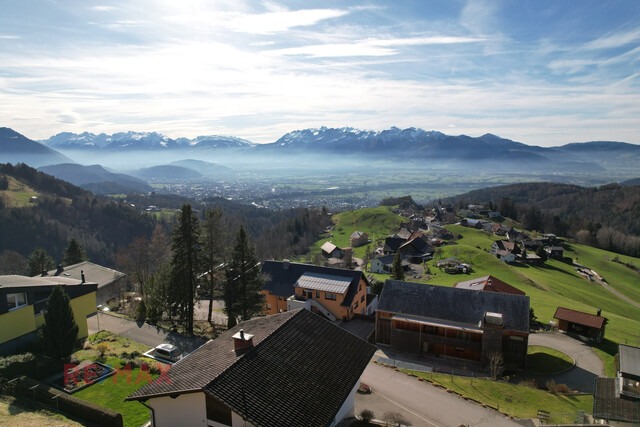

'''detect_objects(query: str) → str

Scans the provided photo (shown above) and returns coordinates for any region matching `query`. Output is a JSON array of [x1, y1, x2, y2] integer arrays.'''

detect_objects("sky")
[[1, 0, 640, 146]]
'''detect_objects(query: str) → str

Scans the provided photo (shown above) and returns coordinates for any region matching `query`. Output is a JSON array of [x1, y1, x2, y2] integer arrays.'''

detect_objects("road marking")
[[374, 391, 441, 427]]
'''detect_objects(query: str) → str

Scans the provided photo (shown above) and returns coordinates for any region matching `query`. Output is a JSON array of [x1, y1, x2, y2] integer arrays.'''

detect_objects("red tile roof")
[[554, 307, 605, 329], [454, 275, 525, 296]]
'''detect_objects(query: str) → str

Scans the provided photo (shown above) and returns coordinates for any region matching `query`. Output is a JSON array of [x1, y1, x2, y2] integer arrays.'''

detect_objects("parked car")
[[149, 343, 183, 363]]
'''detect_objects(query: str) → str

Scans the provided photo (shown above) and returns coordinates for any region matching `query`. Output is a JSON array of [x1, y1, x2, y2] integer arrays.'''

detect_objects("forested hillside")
[[0, 163, 156, 266], [442, 182, 640, 256]]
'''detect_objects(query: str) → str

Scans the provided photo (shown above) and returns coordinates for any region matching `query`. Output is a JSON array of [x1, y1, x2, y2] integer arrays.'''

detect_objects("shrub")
[[555, 383, 571, 393], [135, 299, 147, 322], [360, 409, 374, 423], [95, 343, 109, 361], [546, 379, 557, 393]]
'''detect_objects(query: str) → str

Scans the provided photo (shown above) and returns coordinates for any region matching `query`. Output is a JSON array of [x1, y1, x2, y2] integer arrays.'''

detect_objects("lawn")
[[526, 346, 574, 375], [0, 397, 83, 427], [70, 331, 162, 427], [404, 370, 593, 422], [0, 176, 39, 207]]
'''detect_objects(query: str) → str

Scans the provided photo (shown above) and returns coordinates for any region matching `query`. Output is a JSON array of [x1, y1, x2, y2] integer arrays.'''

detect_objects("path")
[[574, 262, 640, 309], [87, 312, 207, 354], [528, 332, 605, 392], [356, 362, 520, 427]]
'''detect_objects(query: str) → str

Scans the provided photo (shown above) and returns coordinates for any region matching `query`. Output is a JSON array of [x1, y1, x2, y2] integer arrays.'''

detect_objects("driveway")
[[87, 312, 208, 354], [356, 362, 520, 427], [528, 331, 605, 392], [193, 299, 227, 324]]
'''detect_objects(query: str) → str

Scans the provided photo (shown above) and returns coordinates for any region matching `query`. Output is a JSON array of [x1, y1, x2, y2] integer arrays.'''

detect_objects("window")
[[354, 301, 359, 308], [7, 293, 27, 311], [361, 295, 365, 302], [325, 293, 336, 301], [266, 303, 272, 310], [316, 291, 320, 298]]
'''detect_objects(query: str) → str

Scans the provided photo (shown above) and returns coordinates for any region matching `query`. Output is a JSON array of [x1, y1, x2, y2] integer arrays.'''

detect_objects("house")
[[491, 240, 518, 263], [398, 236, 433, 262], [0, 275, 97, 355], [42, 262, 125, 306], [383, 236, 406, 254], [506, 228, 525, 243], [396, 228, 412, 240], [320, 242, 344, 259], [376, 280, 529, 368], [546, 245, 564, 259], [370, 254, 409, 274], [461, 218, 482, 229], [593, 344, 640, 424], [349, 231, 369, 247], [522, 239, 543, 251], [261, 261, 369, 321], [126, 309, 376, 427], [519, 252, 543, 265], [488, 211, 501, 218], [554, 307, 606, 342], [428, 224, 454, 240], [454, 275, 525, 296], [434, 257, 461, 268]]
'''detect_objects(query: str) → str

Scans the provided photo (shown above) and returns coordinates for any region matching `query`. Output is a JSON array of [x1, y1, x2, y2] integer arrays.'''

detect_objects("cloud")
[[225, 8, 349, 34], [0, 35, 20, 39], [90, 6, 116, 12], [584, 27, 640, 50], [269, 35, 484, 58]]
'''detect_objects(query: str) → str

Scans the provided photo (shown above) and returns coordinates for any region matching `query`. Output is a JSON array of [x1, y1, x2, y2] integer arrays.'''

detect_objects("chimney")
[[597, 308, 602, 317], [232, 329, 254, 354], [81, 270, 86, 284], [41, 269, 48, 277], [55, 264, 64, 276], [283, 259, 290, 270]]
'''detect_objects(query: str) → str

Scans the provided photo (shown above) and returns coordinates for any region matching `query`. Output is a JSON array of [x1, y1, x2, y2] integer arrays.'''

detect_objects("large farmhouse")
[[376, 280, 530, 368]]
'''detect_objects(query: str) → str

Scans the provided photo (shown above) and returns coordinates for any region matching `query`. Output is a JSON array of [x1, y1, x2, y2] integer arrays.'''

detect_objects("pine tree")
[[63, 238, 87, 266], [202, 209, 225, 323], [169, 204, 201, 335], [224, 226, 264, 327], [42, 285, 79, 359], [391, 251, 405, 281], [28, 247, 56, 276]]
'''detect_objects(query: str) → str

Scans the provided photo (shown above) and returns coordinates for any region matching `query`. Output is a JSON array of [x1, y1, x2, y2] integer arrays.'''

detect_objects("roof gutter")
[[138, 401, 155, 427]]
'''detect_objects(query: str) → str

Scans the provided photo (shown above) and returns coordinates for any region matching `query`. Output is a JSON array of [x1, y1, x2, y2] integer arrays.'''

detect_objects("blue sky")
[[1, 0, 639, 146]]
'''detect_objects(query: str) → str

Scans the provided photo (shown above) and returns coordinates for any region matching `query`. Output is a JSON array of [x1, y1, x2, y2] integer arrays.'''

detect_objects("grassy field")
[[0, 397, 83, 427], [70, 331, 160, 427], [526, 346, 574, 375], [0, 176, 39, 207], [310, 206, 405, 260], [404, 370, 593, 422]]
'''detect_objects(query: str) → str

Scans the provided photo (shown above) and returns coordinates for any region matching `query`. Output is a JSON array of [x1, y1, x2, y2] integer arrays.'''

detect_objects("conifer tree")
[[391, 251, 405, 281], [63, 238, 87, 266], [42, 285, 79, 359], [169, 204, 201, 335], [27, 247, 55, 276], [224, 226, 264, 327]]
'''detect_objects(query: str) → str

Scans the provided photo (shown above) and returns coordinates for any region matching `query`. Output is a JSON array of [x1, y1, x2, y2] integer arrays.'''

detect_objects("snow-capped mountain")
[[41, 132, 254, 151]]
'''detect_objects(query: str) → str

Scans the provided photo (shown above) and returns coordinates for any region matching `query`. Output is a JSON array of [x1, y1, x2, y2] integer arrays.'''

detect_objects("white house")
[[126, 309, 376, 427]]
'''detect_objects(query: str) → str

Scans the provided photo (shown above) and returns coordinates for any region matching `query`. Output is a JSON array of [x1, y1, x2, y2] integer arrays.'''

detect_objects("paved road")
[[574, 262, 640, 309], [528, 331, 605, 392], [356, 362, 520, 427], [88, 312, 207, 354], [193, 299, 227, 324]]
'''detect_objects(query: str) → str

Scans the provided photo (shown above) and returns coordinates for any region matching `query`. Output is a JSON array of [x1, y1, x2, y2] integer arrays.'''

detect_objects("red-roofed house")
[[454, 275, 525, 296], [554, 307, 606, 342]]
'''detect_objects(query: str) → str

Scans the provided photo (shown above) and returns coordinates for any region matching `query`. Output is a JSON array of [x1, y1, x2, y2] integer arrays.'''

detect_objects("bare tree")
[[488, 351, 504, 380]]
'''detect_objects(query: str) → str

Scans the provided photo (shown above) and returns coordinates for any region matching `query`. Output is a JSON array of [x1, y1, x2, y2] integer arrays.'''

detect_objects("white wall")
[[330, 380, 358, 426], [231, 411, 257, 427], [149, 392, 207, 427]]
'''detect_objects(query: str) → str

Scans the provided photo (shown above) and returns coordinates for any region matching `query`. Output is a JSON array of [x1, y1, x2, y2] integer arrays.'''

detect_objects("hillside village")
[[1, 194, 639, 427]]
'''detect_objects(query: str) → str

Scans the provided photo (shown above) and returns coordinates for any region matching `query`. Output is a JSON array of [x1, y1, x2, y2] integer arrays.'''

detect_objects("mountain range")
[[3, 126, 640, 175]]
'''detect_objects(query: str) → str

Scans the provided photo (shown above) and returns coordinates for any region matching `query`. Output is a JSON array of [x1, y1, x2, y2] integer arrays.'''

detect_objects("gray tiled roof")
[[593, 377, 640, 423], [378, 280, 529, 333], [619, 344, 640, 377], [128, 309, 376, 427], [295, 272, 352, 294]]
